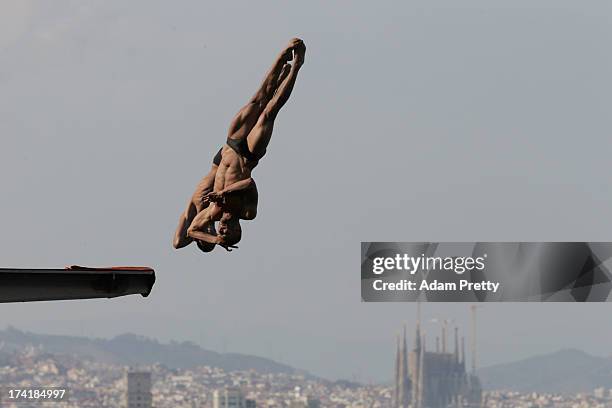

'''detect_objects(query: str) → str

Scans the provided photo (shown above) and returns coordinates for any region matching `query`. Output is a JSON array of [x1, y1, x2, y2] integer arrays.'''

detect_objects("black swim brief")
[[226, 138, 262, 166], [213, 147, 223, 166]]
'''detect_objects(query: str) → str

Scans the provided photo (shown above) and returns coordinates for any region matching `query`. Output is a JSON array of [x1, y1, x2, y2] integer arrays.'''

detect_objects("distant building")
[[213, 387, 256, 408], [127, 371, 152, 408], [594, 387, 606, 399], [289, 396, 321, 408], [305, 396, 321, 408], [394, 323, 482, 408]]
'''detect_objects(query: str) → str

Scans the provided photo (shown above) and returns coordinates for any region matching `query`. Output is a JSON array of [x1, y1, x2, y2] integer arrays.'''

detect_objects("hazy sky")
[[1, 0, 612, 382]]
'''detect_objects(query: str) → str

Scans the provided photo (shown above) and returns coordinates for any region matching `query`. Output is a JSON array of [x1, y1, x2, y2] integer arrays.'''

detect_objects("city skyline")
[[2, 302, 612, 387], [1, 345, 612, 407]]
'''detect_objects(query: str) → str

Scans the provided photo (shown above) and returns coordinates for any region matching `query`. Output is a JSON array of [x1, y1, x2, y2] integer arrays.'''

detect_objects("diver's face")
[[218, 220, 229, 236], [218, 213, 233, 236]]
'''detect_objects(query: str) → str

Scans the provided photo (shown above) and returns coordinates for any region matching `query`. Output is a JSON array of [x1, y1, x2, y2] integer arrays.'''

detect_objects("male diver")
[[173, 38, 305, 252]]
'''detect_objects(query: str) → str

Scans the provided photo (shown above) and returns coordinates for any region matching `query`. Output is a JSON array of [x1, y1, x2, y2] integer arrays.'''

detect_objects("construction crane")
[[470, 305, 483, 374]]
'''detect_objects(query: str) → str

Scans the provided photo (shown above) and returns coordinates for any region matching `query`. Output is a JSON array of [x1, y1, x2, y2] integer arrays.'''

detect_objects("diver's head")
[[196, 240, 215, 253], [194, 218, 219, 253], [218, 213, 242, 250]]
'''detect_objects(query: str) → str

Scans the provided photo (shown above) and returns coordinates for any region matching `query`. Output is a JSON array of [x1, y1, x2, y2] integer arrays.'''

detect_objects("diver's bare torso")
[[211, 146, 258, 220], [214, 146, 251, 194]]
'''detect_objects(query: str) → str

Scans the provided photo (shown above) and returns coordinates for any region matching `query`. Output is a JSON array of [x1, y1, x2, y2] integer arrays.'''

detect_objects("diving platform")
[[0, 266, 156, 303]]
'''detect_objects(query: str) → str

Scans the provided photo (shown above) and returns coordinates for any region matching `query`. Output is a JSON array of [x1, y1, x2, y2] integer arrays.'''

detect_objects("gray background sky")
[[1, 0, 612, 382]]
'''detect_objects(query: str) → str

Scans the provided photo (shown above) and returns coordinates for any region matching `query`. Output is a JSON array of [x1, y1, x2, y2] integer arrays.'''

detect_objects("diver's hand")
[[204, 191, 225, 204]]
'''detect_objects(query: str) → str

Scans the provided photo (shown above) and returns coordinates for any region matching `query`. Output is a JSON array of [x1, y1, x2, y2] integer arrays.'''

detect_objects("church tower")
[[395, 326, 411, 408]]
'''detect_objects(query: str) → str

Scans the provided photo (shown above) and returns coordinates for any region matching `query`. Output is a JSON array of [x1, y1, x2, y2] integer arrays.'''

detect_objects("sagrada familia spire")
[[393, 319, 482, 408], [393, 325, 411, 408]]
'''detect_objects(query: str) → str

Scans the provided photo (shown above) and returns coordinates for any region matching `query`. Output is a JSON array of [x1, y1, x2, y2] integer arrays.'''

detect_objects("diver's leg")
[[266, 42, 305, 118], [227, 40, 299, 141], [226, 103, 266, 142], [246, 44, 305, 157], [249, 39, 300, 106], [249, 43, 298, 109]]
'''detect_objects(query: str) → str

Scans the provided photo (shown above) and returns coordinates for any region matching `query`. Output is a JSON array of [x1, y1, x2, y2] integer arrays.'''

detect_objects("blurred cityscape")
[[2, 345, 612, 407]]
